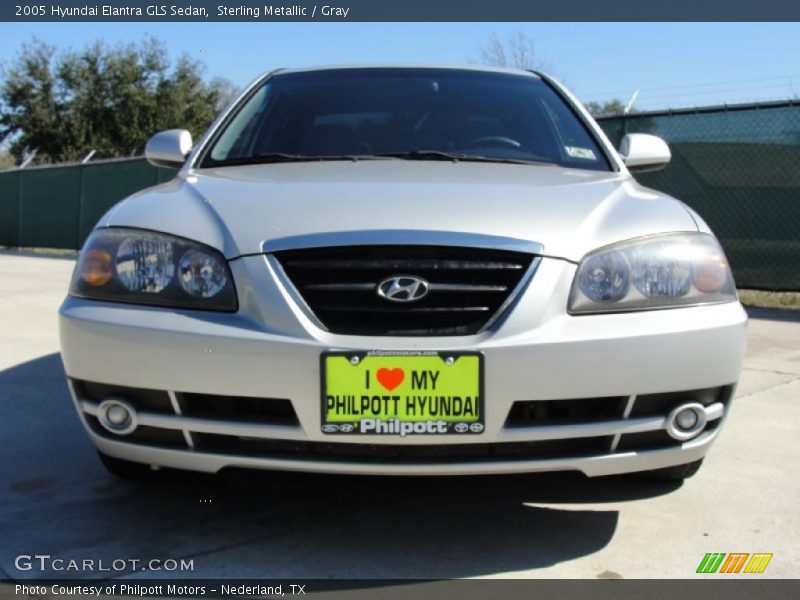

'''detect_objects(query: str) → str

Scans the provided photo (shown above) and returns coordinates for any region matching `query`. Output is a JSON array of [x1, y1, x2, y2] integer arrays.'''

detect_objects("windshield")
[[201, 68, 611, 171]]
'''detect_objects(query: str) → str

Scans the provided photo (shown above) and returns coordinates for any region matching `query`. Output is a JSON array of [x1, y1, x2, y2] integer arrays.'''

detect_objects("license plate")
[[321, 351, 483, 436]]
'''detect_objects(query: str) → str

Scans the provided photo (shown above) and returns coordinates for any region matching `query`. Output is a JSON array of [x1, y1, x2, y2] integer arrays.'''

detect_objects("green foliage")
[[584, 99, 626, 117], [0, 149, 15, 170], [0, 36, 235, 164]]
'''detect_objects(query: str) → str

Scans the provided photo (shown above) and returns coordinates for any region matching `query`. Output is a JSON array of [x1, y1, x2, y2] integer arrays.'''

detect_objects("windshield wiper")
[[372, 150, 555, 166], [373, 150, 463, 162], [211, 151, 556, 168], [210, 153, 369, 167]]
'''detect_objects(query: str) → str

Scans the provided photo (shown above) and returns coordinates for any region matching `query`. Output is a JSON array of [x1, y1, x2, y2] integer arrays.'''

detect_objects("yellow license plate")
[[321, 351, 483, 436]]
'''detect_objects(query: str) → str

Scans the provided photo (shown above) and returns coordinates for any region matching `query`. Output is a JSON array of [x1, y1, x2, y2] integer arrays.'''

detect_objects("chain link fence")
[[598, 101, 800, 291], [1, 101, 798, 290]]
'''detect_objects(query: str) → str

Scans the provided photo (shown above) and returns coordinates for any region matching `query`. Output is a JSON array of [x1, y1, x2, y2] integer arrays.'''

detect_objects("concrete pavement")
[[0, 251, 797, 580]]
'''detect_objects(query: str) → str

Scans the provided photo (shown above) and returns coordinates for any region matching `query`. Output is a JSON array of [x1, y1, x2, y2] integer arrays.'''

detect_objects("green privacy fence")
[[0, 158, 175, 250], [597, 101, 800, 291], [1, 100, 799, 290]]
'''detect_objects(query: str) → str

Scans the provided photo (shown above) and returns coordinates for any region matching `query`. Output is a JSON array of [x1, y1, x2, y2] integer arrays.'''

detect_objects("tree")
[[0, 36, 235, 165], [479, 32, 552, 72], [583, 99, 626, 117], [0, 149, 14, 170]]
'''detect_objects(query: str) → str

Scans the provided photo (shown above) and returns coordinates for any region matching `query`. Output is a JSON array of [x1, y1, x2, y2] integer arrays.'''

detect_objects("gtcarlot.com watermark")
[[14, 553, 194, 573]]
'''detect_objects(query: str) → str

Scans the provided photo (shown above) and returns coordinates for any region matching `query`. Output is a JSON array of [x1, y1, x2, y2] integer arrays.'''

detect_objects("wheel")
[[642, 459, 704, 481], [98, 451, 154, 479]]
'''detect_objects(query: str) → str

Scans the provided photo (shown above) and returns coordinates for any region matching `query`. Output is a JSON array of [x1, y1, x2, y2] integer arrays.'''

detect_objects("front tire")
[[98, 451, 154, 479], [643, 459, 704, 481]]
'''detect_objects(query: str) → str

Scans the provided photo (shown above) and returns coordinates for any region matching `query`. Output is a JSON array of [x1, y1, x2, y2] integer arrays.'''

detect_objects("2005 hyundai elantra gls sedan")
[[60, 65, 747, 481]]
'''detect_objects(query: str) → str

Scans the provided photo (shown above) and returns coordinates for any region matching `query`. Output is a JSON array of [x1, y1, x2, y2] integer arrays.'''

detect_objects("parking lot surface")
[[0, 252, 798, 580]]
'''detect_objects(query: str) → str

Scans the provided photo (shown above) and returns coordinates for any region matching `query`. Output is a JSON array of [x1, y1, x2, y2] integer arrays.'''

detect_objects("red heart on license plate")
[[376, 367, 405, 392]]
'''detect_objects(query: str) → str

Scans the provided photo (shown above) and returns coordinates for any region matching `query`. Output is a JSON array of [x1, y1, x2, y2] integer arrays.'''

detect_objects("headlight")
[[569, 233, 736, 314], [69, 228, 237, 311]]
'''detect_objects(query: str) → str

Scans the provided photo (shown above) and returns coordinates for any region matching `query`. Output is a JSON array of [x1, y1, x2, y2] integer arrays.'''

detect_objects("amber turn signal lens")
[[80, 248, 113, 287], [694, 257, 728, 293]]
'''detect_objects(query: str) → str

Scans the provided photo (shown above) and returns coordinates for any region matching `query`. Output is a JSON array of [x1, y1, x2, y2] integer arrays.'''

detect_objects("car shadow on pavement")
[[1, 353, 680, 580]]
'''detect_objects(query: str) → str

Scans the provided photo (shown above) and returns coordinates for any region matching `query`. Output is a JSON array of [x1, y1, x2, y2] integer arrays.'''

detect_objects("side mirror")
[[145, 129, 193, 168], [618, 133, 671, 173]]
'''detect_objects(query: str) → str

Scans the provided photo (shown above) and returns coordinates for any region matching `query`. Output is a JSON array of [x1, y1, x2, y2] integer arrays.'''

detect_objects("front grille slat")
[[304, 283, 377, 291], [318, 305, 491, 314], [303, 283, 508, 293], [284, 259, 525, 270], [429, 283, 508, 292], [275, 245, 536, 336]]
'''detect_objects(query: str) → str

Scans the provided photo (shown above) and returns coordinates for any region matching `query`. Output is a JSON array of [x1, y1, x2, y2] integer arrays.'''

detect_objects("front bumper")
[[59, 256, 748, 476]]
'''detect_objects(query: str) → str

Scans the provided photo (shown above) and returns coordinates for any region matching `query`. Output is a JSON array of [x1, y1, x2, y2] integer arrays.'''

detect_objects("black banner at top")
[[3, 0, 800, 22]]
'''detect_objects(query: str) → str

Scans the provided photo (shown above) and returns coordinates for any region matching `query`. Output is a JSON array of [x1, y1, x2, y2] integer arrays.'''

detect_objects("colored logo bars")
[[696, 552, 773, 574]]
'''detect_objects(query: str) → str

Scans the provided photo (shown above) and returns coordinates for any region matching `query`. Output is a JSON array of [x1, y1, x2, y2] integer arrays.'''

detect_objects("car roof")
[[270, 63, 544, 79]]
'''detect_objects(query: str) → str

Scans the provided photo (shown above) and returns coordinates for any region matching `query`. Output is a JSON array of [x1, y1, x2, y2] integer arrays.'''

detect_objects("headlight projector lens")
[[179, 249, 228, 298], [577, 251, 629, 303]]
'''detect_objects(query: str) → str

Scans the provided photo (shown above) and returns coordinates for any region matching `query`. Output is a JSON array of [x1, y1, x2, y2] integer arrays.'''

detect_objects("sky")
[[0, 22, 799, 111]]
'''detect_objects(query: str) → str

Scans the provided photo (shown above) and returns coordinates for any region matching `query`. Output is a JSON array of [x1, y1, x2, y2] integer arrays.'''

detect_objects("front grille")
[[274, 245, 536, 336], [194, 434, 609, 463], [181, 393, 298, 426], [616, 430, 679, 452], [506, 396, 627, 427], [73, 380, 174, 414]]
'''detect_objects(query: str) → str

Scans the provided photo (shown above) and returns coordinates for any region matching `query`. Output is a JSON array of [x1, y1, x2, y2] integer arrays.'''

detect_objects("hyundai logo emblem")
[[377, 275, 430, 303]]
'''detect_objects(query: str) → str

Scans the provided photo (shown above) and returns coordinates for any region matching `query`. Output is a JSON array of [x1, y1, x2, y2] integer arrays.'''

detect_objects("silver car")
[[59, 65, 747, 481]]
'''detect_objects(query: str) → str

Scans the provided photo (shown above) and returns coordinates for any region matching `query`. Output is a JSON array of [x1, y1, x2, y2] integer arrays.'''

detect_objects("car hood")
[[103, 161, 697, 262]]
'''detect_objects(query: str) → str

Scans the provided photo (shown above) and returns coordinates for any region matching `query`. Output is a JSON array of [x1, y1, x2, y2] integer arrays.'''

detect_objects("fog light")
[[675, 408, 699, 431], [106, 405, 128, 425], [97, 398, 138, 436], [666, 402, 707, 441]]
